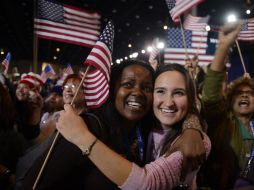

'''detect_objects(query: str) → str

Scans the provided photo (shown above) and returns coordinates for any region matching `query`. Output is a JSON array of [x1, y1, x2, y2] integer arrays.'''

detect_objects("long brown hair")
[[155, 63, 201, 155]]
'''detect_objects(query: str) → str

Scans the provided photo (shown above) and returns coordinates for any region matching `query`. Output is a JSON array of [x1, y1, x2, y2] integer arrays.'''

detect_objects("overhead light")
[[56, 48, 60, 52], [129, 55, 133, 58], [0, 51, 4, 55], [148, 5, 153, 9], [163, 25, 168, 30], [246, 9, 251, 15], [141, 49, 146, 54], [157, 42, 165, 49], [124, 56, 128, 60], [205, 25, 211, 31], [53, 56, 57, 60], [147, 46, 153, 52], [128, 44, 132, 48], [132, 52, 138, 58], [227, 14, 237, 23], [116, 59, 121, 64]]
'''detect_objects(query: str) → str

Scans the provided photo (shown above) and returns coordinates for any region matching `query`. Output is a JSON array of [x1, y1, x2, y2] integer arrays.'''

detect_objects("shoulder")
[[81, 112, 108, 142]]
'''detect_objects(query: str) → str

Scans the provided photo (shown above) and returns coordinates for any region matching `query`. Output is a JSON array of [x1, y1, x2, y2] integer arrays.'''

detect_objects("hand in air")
[[219, 22, 242, 48]]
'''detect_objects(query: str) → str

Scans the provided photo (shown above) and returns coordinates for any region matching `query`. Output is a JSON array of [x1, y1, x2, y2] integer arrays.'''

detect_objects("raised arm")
[[211, 22, 241, 72], [202, 22, 242, 118]]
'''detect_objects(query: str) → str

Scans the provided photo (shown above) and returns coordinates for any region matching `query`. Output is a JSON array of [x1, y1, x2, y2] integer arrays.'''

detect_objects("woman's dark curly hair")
[[0, 82, 16, 131], [226, 76, 254, 107]]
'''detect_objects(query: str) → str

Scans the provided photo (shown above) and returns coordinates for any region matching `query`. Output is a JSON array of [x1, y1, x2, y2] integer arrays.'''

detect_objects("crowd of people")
[[0, 22, 254, 190]]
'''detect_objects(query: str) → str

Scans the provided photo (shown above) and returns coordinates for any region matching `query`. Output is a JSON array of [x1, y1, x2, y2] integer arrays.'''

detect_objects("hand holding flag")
[[1, 52, 11, 75]]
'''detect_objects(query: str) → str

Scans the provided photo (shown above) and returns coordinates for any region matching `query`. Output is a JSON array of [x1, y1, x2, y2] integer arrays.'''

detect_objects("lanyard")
[[122, 127, 144, 161], [249, 121, 254, 138], [136, 127, 144, 161], [249, 121, 254, 157]]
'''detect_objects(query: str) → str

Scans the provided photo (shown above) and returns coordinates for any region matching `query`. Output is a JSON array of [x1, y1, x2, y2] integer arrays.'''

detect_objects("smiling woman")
[[114, 64, 154, 122], [62, 74, 86, 114], [56, 63, 210, 190]]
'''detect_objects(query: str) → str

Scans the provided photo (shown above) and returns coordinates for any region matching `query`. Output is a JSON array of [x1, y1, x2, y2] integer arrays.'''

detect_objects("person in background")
[[15, 73, 94, 190], [15, 72, 44, 142], [35, 74, 84, 144], [56, 63, 210, 190], [0, 82, 27, 190], [199, 22, 254, 189]]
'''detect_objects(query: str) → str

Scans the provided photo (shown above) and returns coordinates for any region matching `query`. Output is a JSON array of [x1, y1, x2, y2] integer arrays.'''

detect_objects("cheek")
[[232, 97, 238, 108], [152, 94, 161, 108], [177, 98, 188, 114], [114, 91, 123, 113]]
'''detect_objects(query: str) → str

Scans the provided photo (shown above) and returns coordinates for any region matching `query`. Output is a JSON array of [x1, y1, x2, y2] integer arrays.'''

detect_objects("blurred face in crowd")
[[63, 78, 84, 106], [16, 83, 33, 101], [114, 65, 153, 122], [153, 70, 188, 129], [232, 84, 254, 117], [44, 92, 64, 113]]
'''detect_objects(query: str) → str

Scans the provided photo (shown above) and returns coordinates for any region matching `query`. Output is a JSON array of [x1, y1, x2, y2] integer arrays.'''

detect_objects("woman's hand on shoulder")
[[165, 114, 206, 180]]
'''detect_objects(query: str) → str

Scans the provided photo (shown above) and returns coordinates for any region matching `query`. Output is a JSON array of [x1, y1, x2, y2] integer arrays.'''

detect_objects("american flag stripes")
[[183, 14, 210, 31], [165, 0, 204, 23], [1, 52, 11, 74], [63, 63, 74, 75], [238, 18, 254, 41], [83, 20, 114, 108], [164, 28, 218, 65], [34, 0, 101, 47]]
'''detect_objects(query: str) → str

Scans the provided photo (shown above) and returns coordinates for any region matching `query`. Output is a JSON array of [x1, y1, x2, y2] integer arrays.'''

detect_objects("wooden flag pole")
[[33, 65, 91, 190], [179, 18, 189, 59], [235, 40, 247, 74]]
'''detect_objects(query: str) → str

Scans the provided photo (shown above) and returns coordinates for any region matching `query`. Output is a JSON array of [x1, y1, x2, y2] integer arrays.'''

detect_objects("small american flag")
[[83, 20, 114, 108], [149, 39, 160, 64], [1, 52, 11, 74], [34, 0, 101, 47], [41, 64, 56, 82], [238, 18, 254, 41], [164, 28, 218, 65], [63, 63, 74, 75], [165, 0, 204, 23], [184, 14, 210, 31]]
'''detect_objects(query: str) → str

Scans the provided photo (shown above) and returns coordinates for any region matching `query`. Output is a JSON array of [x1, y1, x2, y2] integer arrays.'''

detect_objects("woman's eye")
[[155, 89, 165, 94], [173, 90, 186, 97], [122, 82, 132, 88]]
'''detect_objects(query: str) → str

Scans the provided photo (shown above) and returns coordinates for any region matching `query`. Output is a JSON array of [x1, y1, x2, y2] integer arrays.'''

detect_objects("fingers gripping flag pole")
[[33, 21, 115, 190]]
